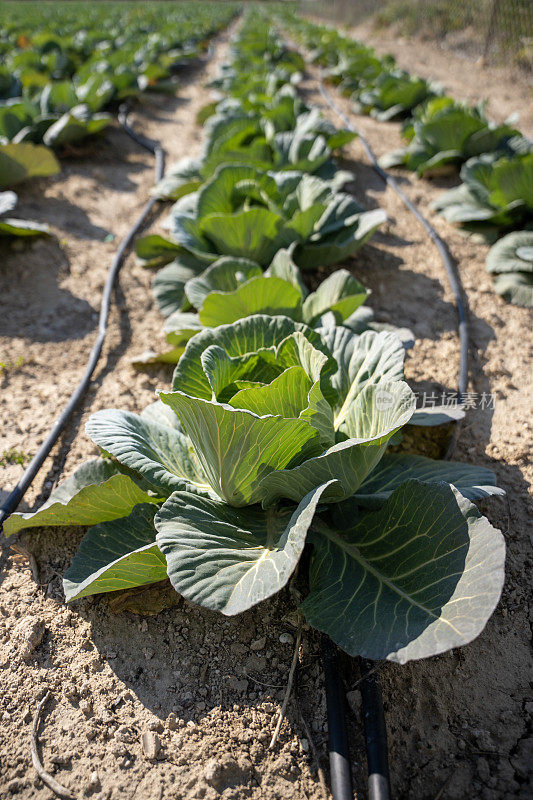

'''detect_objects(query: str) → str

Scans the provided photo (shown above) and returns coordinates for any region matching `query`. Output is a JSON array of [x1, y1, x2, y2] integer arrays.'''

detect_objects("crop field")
[[0, 2, 531, 800]]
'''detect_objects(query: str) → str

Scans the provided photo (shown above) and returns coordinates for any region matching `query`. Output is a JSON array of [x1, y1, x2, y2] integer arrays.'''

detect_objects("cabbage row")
[[280, 13, 533, 307], [0, 2, 238, 238], [4, 11, 506, 666]]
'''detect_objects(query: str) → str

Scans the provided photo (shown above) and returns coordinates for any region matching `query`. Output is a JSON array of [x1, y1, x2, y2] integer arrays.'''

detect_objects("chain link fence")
[[299, 0, 533, 68]]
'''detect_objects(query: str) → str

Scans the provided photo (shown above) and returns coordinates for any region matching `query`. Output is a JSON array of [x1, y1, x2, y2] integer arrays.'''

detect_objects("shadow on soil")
[[17, 193, 114, 241], [0, 238, 95, 342]]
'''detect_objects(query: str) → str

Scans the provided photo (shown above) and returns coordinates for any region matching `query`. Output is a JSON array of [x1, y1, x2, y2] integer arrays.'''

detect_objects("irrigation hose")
[[0, 109, 165, 532], [321, 635, 354, 800], [316, 73, 474, 800], [360, 660, 391, 800]]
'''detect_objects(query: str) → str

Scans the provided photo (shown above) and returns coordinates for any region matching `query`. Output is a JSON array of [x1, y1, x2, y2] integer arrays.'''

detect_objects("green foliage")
[[140, 165, 385, 269], [283, 11, 531, 310], [0, 189, 51, 238], [381, 97, 520, 175], [434, 144, 533, 235], [486, 230, 533, 306], [0, 2, 238, 148], [5, 312, 504, 661], [354, 70, 438, 121], [0, 142, 59, 188], [0, 447, 29, 467]]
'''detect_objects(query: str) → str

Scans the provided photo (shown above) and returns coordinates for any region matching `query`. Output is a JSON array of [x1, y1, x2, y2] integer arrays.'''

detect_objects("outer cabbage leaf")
[[155, 481, 334, 614], [185, 256, 262, 308], [63, 503, 167, 601], [296, 208, 387, 270], [493, 271, 533, 307], [3, 458, 160, 536], [486, 230, 533, 275], [85, 409, 211, 496], [302, 269, 369, 324], [152, 255, 203, 317], [353, 452, 504, 506], [301, 481, 505, 662], [0, 142, 59, 189], [199, 275, 303, 326]]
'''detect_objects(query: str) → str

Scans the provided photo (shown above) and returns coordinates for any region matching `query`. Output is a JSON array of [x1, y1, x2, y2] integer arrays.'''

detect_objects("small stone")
[[226, 676, 248, 694], [346, 689, 362, 714], [13, 616, 45, 660], [166, 712, 179, 731], [84, 772, 100, 796], [23, 707, 32, 724], [147, 719, 164, 733], [50, 755, 71, 767], [114, 726, 134, 744], [299, 738, 309, 752], [250, 637, 266, 651], [80, 700, 93, 718], [472, 729, 496, 752], [279, 633, 293, 645], [230, 642, 248, 657], [203, 755, 246, 790], [141, 730, 161, 760], [64, 683, 79, 701]]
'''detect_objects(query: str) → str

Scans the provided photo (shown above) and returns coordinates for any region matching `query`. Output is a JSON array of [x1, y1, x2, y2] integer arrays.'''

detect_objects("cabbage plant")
[[136, 248, 415, 367], [4, 316, 505, 662], [434, 145, 533, 236], [486, 230, 533, 307], [136, 250, 370, 365], [0, 97, 111, 148], [153, 108, 356, 202], [353, 70, 438, 121], [138, 165, 386, 269], [381, 97, 519, 176]]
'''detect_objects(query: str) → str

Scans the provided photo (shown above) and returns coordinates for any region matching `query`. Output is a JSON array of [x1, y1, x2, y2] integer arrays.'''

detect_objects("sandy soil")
[[1, 19, 532, 800]]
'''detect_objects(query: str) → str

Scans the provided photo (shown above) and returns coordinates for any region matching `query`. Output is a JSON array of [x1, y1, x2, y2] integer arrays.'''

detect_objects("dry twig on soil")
[[269, 627, 302, 750], [31, 691, 76, 800]]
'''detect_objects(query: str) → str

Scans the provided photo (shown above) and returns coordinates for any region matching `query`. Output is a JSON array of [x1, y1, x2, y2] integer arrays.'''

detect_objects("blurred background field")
[[299, 0, 533, 69]]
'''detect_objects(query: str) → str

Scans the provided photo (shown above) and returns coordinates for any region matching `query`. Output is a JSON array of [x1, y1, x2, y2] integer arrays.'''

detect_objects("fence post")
[[483, 0, 502, 59]]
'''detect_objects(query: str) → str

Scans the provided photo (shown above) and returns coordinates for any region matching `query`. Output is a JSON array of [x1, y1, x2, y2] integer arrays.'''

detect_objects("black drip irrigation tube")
[[0, 106, 165, 532], [321, 636, 355, 800], [316, 75, 473, 800]]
